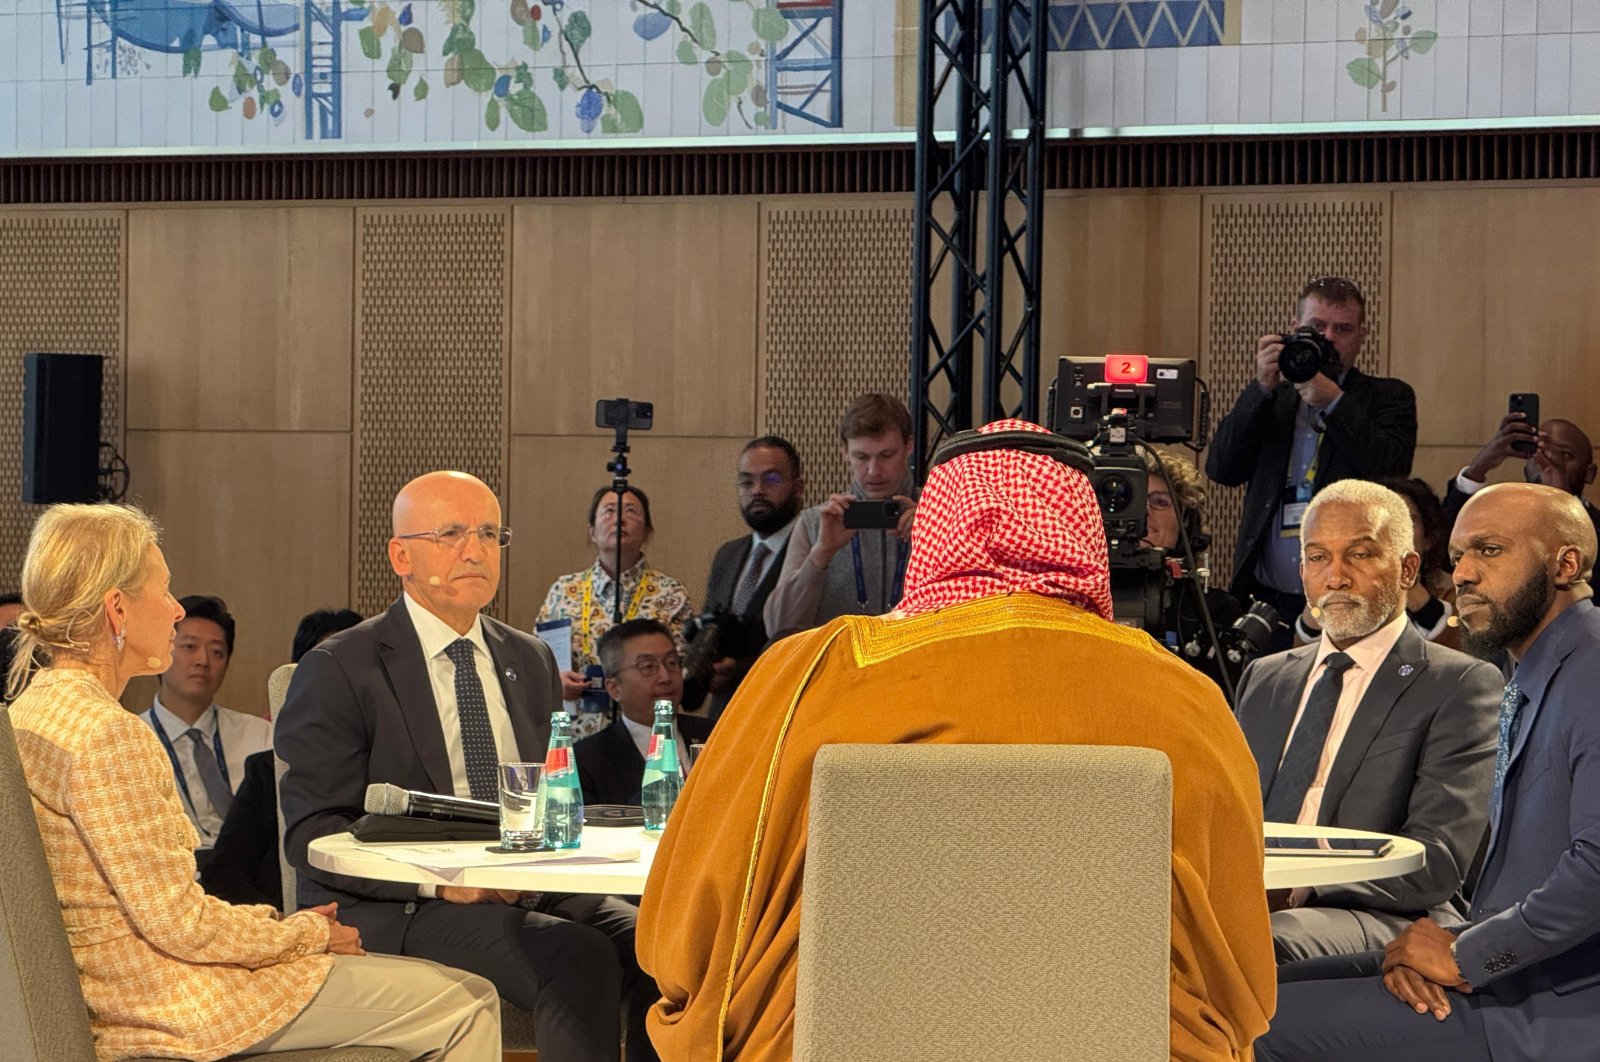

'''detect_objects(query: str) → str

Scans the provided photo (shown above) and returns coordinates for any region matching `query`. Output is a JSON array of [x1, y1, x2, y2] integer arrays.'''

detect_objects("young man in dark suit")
[[1234, 479, 1501, 963], [577, 619, 711, 807], [1207, 276, 1418, 642], [275, 470, 658, 1062], [690, 436, 805, 717], [1259, 483, 1600, 1061]]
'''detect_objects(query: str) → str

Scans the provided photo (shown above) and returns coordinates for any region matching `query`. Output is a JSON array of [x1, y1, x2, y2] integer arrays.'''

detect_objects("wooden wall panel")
[[354, 207, 510, 618], [510, 202, 758, 440], [504, 435, 749, 633], [1200, 191, 1392, 585], [761, 201, 914, 503], [1392, 187, 1600, 452], [1045, 191, 1203, 362], [0, 211, 125, 590], [119, 431, 351, 719], [127, 207, 353, 432]]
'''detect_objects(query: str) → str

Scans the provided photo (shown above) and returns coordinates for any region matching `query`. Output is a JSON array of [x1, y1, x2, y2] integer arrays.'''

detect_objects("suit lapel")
[[482, 618, 546, 761], [376, 599, 455, 796], [1248, 646, 1320, 798], [1315, 623, 1427, 825]]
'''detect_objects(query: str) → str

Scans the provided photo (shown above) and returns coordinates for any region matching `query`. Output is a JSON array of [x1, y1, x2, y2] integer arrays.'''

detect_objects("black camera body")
[[682, 608, 766, 680], [1277, 327, 1341, 384]]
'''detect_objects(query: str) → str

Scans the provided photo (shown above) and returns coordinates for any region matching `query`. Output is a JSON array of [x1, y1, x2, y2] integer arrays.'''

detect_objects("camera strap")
[[851, 533, 908, 612]]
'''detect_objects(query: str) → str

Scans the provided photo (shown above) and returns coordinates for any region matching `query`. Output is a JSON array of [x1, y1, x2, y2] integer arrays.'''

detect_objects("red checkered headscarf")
[[897, 419, 1112, 619]]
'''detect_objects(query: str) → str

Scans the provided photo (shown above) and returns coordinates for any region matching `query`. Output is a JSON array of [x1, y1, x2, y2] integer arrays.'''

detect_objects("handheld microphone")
[[363, 782, 500, 824]]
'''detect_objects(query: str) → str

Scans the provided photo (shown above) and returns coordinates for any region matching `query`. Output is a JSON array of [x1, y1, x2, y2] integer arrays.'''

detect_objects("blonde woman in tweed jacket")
[[5, 503, 501, 1062]]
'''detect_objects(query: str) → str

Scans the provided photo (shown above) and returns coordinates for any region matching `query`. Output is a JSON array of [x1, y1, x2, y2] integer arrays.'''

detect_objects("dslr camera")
[[1277, 327, 1341, 384]]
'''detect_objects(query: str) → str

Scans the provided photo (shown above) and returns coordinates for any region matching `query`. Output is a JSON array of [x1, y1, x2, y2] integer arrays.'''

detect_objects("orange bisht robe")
[[638, 593, 1275, 1062]]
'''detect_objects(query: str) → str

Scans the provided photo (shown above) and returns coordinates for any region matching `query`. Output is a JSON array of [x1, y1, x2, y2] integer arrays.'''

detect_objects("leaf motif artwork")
[[1347, 0, 1436, 112]]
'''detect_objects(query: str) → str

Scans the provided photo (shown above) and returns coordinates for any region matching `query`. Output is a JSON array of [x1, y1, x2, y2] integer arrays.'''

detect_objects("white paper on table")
[[376, 842, 641, 872]]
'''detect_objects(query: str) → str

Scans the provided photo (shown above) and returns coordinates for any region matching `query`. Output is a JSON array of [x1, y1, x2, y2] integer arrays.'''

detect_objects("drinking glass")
[[498, 762, 545, 851]]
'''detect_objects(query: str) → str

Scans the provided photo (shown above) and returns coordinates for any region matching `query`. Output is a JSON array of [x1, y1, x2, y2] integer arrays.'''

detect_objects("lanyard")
[[850, 532, 909, 612], [146, 708, 230, 819], [578, 565, 650, 652], [1285, 425, 1325, 493]]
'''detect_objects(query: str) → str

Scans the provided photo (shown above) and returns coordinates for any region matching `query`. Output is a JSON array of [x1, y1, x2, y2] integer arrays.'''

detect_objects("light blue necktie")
[[1491, 680, 1525, 821]]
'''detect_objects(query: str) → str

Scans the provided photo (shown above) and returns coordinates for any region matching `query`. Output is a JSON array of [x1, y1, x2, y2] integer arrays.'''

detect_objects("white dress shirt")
[[143, 697, 271, 847], [403, 593, 519, 799], [1281, 610, 1411, 827], [739, 524, 794, 590]]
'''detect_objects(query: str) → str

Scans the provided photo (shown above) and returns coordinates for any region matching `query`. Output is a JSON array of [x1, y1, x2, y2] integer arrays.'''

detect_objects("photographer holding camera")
[[1207, 276, 1417, 647], [683, 437, 806, 718], [764, 393, 918, 639], [1140, 449, 1256, 696]]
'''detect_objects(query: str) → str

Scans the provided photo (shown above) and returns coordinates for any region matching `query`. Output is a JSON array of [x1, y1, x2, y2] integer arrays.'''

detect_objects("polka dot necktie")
[[445, 638, 500, 802]]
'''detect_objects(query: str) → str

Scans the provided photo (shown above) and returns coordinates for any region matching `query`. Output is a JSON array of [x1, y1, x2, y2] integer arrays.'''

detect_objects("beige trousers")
[[235, 953, 502, 1061]]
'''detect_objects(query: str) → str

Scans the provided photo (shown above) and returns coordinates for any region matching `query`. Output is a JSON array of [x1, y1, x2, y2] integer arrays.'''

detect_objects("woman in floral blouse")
[[537, 484, 694, 740]]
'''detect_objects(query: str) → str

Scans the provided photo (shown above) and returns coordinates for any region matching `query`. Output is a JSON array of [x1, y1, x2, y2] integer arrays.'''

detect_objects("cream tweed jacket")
[[9, 668, 334, 1061]]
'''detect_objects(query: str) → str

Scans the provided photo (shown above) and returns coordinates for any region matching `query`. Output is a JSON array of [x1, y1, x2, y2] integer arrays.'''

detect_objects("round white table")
[[1262, 821, 1424, 889], [309, 826, 658, 895], [311, 820, 1419, 894]]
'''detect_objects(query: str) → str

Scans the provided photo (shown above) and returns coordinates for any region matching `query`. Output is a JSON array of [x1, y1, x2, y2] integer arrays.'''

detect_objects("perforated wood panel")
[[762, 205, 915, 502], [1201, 192, 1390, 587], [0, 213, 125, 586], [354, 208, 509, 617]]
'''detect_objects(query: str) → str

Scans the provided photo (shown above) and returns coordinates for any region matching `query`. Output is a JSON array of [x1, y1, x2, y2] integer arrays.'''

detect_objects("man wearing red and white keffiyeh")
[[897, 418, 1113, 620]]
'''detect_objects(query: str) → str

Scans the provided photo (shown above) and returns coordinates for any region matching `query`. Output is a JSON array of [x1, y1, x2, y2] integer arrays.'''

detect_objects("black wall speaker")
[[22, 352, 103, 505]]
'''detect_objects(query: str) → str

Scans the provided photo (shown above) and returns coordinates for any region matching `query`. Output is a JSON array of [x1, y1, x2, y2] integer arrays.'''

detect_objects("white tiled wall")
[[6, 0, 1600, 156]]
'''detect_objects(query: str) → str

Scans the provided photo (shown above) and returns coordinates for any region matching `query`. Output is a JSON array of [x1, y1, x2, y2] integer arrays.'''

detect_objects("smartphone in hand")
[[1509, 393, 1540, 457]]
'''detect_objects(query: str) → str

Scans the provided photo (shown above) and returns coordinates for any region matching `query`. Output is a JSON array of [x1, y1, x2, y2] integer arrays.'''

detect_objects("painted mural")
[[2, 1, 1596, 156]]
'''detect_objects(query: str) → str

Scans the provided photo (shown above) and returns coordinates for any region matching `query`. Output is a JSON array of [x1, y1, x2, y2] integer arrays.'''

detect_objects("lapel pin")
[[1399, 664, 1414, 677], [504, 667, 518, 682]]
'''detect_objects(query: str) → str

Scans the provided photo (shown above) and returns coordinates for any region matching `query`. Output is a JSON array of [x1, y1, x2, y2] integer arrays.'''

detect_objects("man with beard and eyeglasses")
[[688, 436, 805, 718], [1233, 479, 1502, 964], [1256, 483, 1600, 1062]]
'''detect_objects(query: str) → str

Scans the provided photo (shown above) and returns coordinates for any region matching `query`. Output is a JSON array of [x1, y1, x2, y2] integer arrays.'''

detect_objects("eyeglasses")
[[1147, 492, 1174, 513], [737, 471, 789, 490], [396, 525, 513, 550], [595, 503, 645, 521], [617, 653, 683, 679]]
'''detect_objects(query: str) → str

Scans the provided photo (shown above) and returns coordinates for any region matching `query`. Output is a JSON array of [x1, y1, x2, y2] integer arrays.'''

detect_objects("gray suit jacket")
[[1455, 599, 1600, 1062], [274, 596, 561, 952], [1235, 621, 1501, 919]]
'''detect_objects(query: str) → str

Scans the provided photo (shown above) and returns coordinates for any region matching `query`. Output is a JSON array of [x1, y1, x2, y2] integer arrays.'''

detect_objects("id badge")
[[1280, 501, 1309, 538]]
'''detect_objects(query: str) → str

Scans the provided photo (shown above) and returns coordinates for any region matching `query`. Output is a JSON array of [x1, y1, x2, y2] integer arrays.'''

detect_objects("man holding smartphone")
[[1443, 404, 1600, 541], [763, 393, 918, 639]]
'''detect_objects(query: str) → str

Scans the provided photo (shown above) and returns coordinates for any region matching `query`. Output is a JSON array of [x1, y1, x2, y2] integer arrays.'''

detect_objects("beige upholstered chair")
[[0, 707, 401, 1062], [796, 744, 1172, 1062], [269, 662, 299, 913]]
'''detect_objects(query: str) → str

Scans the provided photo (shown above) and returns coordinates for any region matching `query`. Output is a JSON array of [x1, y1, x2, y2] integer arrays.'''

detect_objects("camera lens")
[[1279, 335, 1320, 384], [1096, 473, 1134, 514]]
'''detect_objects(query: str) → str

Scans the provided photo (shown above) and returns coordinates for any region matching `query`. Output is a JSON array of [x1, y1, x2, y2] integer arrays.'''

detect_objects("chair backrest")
[[268, 663, 297, 912], [267, 663, 297, 720], [796, 744, 1172, 1062], [0, 707, 99, 1062]]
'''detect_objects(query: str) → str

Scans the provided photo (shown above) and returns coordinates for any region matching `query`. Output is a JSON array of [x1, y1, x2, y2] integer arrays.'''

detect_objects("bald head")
[[392, 471, 499, 537], [1451, 482, 1595, 660], [389, 471, 503, 633]]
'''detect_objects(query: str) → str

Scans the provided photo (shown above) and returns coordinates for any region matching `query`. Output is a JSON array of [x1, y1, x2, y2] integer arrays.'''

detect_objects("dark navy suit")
[[1258, 599, 1600, 1061]]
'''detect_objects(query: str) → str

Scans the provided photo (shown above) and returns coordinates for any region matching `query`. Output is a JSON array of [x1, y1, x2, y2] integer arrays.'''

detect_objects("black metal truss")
[[909, 0, 1050, 478]]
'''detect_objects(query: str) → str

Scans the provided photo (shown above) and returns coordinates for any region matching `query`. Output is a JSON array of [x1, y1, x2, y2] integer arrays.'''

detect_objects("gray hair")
[[1302, 480, 1415, 560]]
